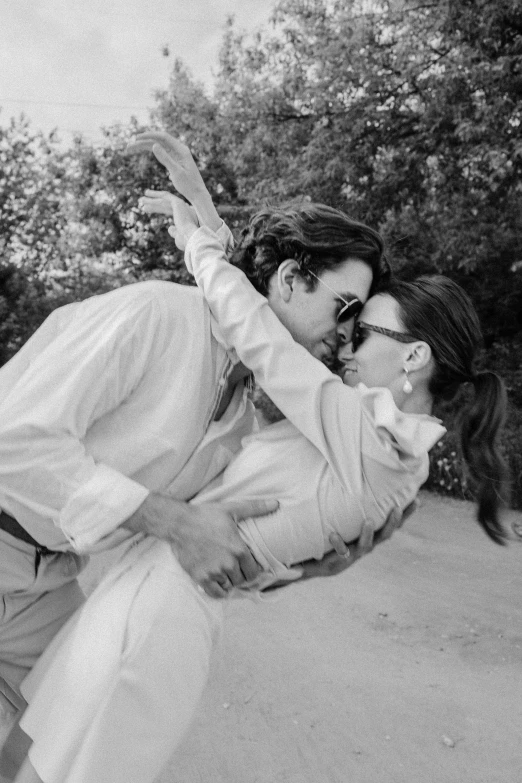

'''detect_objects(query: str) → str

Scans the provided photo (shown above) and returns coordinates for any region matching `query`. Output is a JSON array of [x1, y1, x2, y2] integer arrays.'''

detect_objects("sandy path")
[[148, 493, 521, 783]]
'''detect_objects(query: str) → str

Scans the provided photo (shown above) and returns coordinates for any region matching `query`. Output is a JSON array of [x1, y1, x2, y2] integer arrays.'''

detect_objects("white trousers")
[[20, 537, 224, 783]]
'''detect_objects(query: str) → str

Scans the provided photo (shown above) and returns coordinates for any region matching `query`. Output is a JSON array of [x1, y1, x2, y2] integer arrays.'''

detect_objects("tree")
[[0, 118, 70, 276], [204, 0, 522, 339]]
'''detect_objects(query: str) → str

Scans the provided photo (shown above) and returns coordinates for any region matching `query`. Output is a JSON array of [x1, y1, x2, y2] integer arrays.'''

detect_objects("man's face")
[[267, 258, 373, 362]]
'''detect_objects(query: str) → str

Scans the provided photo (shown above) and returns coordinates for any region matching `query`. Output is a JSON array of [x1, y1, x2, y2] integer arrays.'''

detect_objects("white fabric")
[[21, 537, 223, 783], [0, 221, 256, 552], [18, 224, 446, 782], [185, 226, 446, 585]]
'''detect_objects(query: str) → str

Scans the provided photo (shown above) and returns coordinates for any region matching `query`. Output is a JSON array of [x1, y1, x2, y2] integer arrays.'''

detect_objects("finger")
[[224, 560, 245, 587], [135, 131, 176, 147], [152, 143, 181, 175], [139, 200, 170, 215], [144, 189, 171, 199], [373, 507, 403, 546], [215, 575, 234, 592], [511, 520, 522, 540], [237, 550, 262, 583], [169, 194, 192, 217], [225, 498, 279, 520], [125, 140, 155, 156], [328, 532, 350, 557], [403, 497, 419, 521], [384, 505, 402, 532], [300, 551, 353, 579], [127, 132, 168, 151], [355, 520, 375, 557], [126, 132, 186, 157], [168, 226, 186, 251], [201, 580, 228, 599], [142, 132, 190, 159]]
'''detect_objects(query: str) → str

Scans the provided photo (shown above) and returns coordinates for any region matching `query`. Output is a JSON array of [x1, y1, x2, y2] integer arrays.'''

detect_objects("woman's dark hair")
[[386, 275, 510, 544], [230, 203, 390, 296]]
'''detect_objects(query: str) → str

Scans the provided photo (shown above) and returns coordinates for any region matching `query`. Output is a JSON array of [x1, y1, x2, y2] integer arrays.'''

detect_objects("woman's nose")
[[337, 341, 354, 363]]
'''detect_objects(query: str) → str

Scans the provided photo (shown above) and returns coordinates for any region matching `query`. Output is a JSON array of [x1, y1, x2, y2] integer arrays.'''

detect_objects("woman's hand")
[[139, 189, 197, 220], [139, 190, 199, 252], [127, 131, 222, 232], [298, 500, 418, 580], [263, 499, 419, 591]]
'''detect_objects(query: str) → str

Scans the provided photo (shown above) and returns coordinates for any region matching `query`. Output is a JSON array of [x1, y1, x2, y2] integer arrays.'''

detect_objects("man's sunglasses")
[[307, 270, 363, 323], [352, 321, 418, 352]]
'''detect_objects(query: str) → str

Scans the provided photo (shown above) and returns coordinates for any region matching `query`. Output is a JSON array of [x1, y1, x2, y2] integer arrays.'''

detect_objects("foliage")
[[0, 0, 520, 508], [206, 0, 522, 334], [0, 118, 69, 277]]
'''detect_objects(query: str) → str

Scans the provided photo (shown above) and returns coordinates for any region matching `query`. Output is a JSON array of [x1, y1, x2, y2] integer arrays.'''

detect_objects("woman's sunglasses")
[[307, 270, 363, 323], [352, 321, 418, 352]]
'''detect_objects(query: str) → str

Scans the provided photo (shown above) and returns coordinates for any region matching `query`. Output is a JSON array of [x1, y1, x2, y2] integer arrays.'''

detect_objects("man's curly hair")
[[230, 203, 390, 296]]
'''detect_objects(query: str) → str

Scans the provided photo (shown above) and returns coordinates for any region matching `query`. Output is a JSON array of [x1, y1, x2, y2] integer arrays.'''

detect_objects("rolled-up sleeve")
[[0, 294, 166, 551]]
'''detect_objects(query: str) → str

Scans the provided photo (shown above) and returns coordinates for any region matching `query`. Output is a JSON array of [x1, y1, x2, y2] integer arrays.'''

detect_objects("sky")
[[0, 0, 272, 142]]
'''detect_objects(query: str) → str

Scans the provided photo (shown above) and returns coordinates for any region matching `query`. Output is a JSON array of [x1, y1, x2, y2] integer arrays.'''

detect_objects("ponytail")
[[459, 371, 510, 544]]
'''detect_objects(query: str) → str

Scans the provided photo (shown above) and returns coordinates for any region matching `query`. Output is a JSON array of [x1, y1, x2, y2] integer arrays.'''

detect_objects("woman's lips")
[[341, 363, 358, 379]]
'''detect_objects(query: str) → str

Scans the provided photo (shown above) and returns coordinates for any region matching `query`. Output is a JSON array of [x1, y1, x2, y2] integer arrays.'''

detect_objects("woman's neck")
[[399, 388, 434, 416]]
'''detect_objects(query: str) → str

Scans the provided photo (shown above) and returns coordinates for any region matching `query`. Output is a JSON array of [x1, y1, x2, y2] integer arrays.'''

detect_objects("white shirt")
[[186, 227, 446, 586], [0, 226, 256, 552]]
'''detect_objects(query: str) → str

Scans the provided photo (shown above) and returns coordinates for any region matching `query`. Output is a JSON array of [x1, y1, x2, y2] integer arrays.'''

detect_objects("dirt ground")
[[79, 492, 522, 783], [1, 493, 520, 783]]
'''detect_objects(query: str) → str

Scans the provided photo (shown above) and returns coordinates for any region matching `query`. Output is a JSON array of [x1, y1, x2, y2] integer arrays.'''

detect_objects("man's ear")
[[404, 341, 432, 374], [275, 259, 301, 303]]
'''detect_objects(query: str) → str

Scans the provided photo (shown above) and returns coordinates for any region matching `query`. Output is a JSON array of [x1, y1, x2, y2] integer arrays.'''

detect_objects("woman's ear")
[[404, 341, 432, 373], [276, 259, 300, 303]]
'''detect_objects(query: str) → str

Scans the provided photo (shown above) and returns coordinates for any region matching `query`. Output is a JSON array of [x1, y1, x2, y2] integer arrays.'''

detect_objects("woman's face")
[[338, 293, 410, 391]]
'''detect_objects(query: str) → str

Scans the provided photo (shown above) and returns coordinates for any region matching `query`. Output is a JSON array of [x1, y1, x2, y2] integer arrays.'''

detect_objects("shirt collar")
[[359, 385, 446, 458]]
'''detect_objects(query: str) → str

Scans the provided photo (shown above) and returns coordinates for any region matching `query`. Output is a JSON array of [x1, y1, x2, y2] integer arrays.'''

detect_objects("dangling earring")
[[403, 367, 413, 394]]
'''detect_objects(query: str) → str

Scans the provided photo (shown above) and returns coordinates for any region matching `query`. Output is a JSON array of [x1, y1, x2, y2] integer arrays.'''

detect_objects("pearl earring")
[[403, 368, 413, 394]]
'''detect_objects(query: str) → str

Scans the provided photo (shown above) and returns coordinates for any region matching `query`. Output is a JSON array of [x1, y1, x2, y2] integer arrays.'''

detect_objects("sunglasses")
[[307, 270, 363, 323], [352, 321, 418, 352]]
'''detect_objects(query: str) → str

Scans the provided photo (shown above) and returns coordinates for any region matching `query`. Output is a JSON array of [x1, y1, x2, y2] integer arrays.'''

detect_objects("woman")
[[13, 163, 509, 783]]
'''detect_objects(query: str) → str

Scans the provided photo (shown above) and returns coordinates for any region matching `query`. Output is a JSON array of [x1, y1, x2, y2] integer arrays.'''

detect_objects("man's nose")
[[336, 320, 355, 347]]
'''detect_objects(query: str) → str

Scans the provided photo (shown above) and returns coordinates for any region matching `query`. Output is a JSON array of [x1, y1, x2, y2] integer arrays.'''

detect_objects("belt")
[[0, 510, 56, 555]]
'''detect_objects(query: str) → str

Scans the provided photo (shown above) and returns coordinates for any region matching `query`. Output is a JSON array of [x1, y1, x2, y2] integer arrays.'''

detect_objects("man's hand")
[[125, 493, 278, 598], [297, 500, 418, 581], [126, 131, 222, 232]]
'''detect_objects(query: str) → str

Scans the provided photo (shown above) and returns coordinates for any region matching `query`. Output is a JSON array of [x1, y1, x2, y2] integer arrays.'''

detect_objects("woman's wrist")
[[192, 189, 222, 233]]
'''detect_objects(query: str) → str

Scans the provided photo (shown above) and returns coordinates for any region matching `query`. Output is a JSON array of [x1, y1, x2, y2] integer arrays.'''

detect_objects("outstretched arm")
[[127, 132, 222, 232]]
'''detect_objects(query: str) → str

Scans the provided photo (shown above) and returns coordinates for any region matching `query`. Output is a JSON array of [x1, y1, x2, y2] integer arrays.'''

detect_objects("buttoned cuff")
[[59, 464, 150, 553], [185, 226, 219, 275], [215, 220, 234, 252]]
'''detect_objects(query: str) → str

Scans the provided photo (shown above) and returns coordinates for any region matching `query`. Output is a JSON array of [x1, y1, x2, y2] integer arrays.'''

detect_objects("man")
[[0, 132, 403, 750]]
